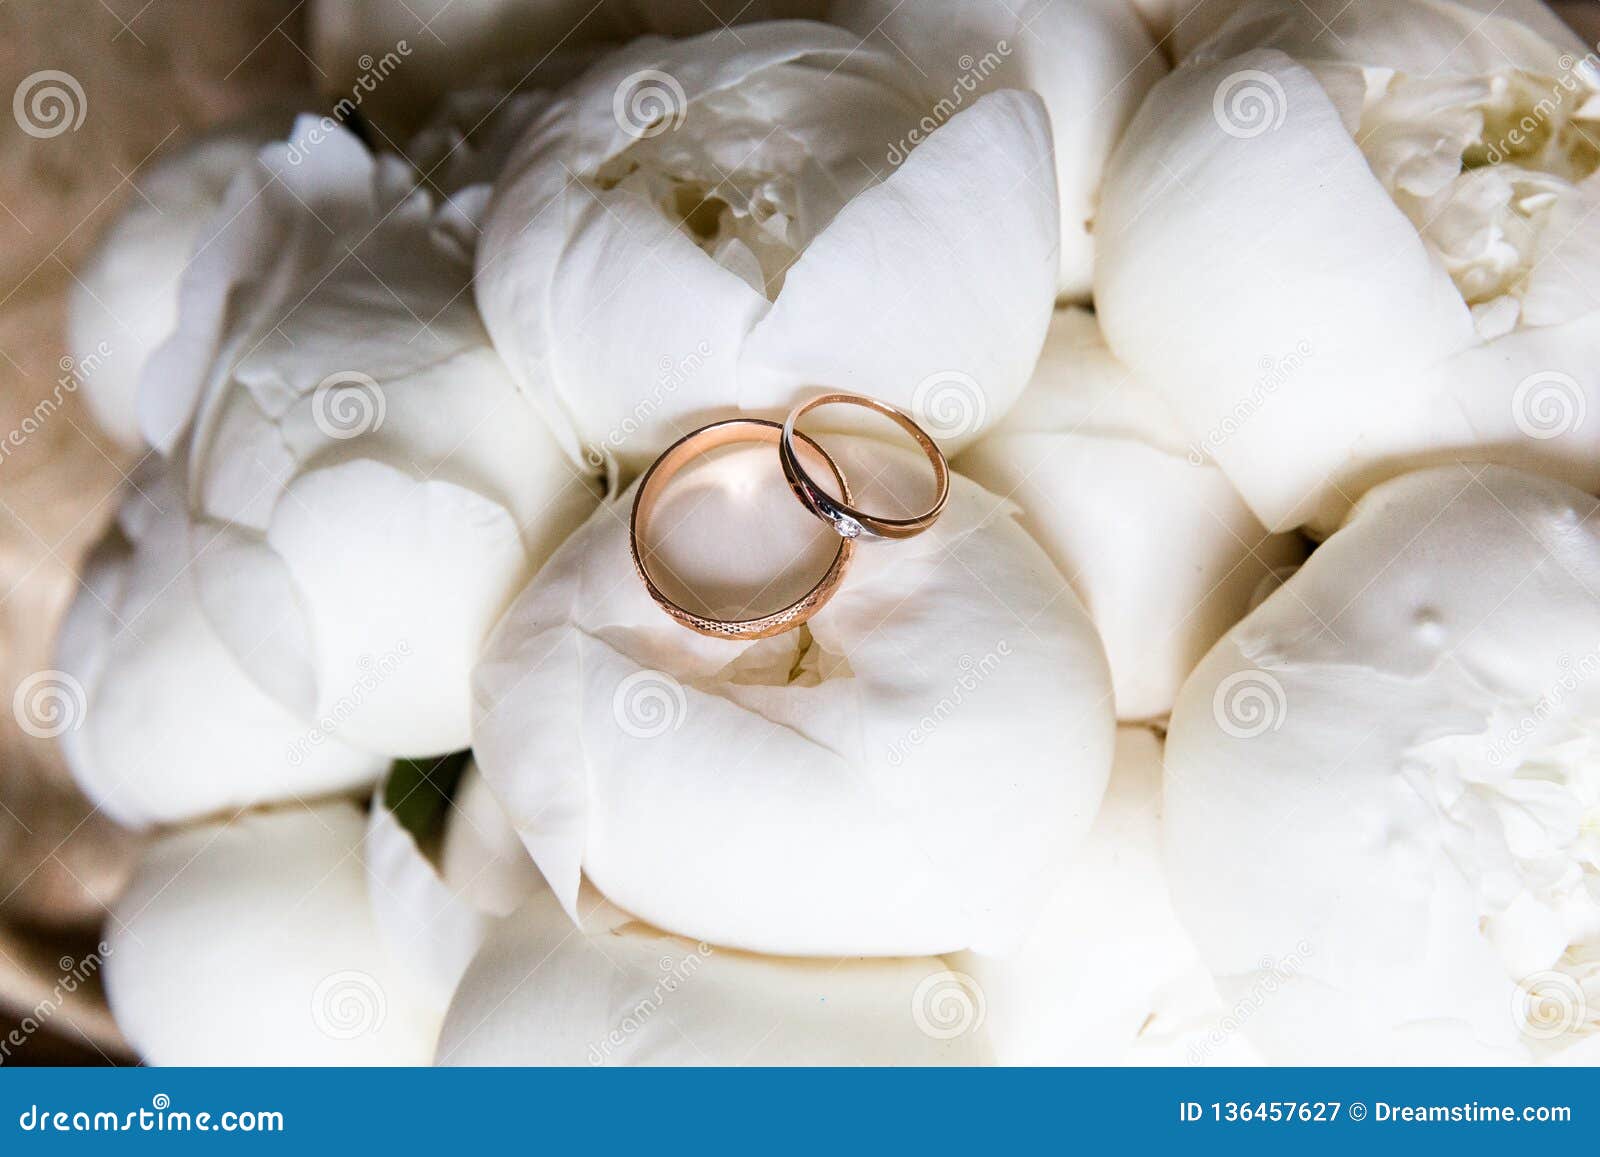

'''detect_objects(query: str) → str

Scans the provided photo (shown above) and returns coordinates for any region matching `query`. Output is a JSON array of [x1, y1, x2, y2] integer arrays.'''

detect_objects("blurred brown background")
[[0, 0, 315, 1065]]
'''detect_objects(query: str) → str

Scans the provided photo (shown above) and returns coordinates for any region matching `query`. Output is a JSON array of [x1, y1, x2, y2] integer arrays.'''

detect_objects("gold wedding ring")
[[632, 393, 949, 637], [629, 419, 854, 640], [779, 392, 949, 540]]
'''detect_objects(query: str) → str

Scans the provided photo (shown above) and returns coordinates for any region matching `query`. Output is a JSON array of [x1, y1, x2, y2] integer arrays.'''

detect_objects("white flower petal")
[[435, 883, 991, 1065], [139, 119, 377, 455], [480, 164, 769, 468], [954, 728, 1261, 1064], [478, 25, 1054, 470], [366, 800, 484, 1010], [68, 115, 289, 449], [439, 762, 545, 918], [1165, 463, 1600, 1062], [1103, 4, 1600, 533], [106, 803, 439, 1064], [1096, 48, 1476, 531], [54, 464, 385, 828], [740, 91, 1058, 455], [261, 461, 530, 756], [1521, 172, 1600, 327], [832, 0, 1164, 299], [1192, 0, 1583, 76], [956, 309, 1305, 719], [142, 116, 597, 758]]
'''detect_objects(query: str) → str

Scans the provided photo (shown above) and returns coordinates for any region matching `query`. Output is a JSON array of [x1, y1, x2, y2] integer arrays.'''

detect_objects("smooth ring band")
[[780, 392, 950, 541], [631, 419, 855, 640]]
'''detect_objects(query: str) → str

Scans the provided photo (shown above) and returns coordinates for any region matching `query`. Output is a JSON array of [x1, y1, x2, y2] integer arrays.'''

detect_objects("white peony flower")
[[956, 308, 1304, 720], [953, 727, 1261, 1064], [67, 114, 288, 449], [138, 116, 599, 757], [54, 462, 386, 828], [476, 21, 1058, 473], [473, 433, 1114, 957], [105, 803, 440, 1065], [1095, 0, 1600, 533], [1165, 464, 1600, 1063], [364, 757, 543, 1007], [436, 881, 993, 1064], [831, 0, 1166, 300]]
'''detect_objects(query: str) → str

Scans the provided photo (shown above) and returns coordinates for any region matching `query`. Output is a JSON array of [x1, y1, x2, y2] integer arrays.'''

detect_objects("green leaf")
[[383, 750, 472, 846]]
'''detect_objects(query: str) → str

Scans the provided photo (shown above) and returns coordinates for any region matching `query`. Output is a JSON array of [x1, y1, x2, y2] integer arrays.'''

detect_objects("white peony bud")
[[1096, 0, 1600, 533], [1166, 464, 1600, 1063], [831, 0, 1166, 300], [476, 21, 1058, 473], [105, 803, 440, 1064], [956, 308, 1304, 720], [436, 883, 993, 1065], [54, 462, 386, 828], [137, 116, 599, 757], [472, 433, 1115, 956]]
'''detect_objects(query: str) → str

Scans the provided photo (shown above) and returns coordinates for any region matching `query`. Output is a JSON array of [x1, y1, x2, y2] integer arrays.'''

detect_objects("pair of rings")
[[630, 392, 950, 639]]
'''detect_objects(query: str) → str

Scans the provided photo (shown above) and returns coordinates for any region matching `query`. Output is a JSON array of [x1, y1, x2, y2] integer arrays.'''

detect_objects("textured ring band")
[[631, 419, 855, 640], [779, 392, 950, 540]]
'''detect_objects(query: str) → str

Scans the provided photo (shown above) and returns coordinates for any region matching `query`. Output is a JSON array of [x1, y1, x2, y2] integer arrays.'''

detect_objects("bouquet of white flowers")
[[31, 0, 1600, 1066]]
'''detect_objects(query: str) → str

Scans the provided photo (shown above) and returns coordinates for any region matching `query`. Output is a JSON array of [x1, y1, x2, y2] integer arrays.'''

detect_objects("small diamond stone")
[[835, 515, 863, 539]]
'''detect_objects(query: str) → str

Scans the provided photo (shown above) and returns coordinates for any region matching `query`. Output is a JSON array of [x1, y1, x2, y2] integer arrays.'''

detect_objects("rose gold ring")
[[630, 418, 855, 640], [779, 392, 950, 541]]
